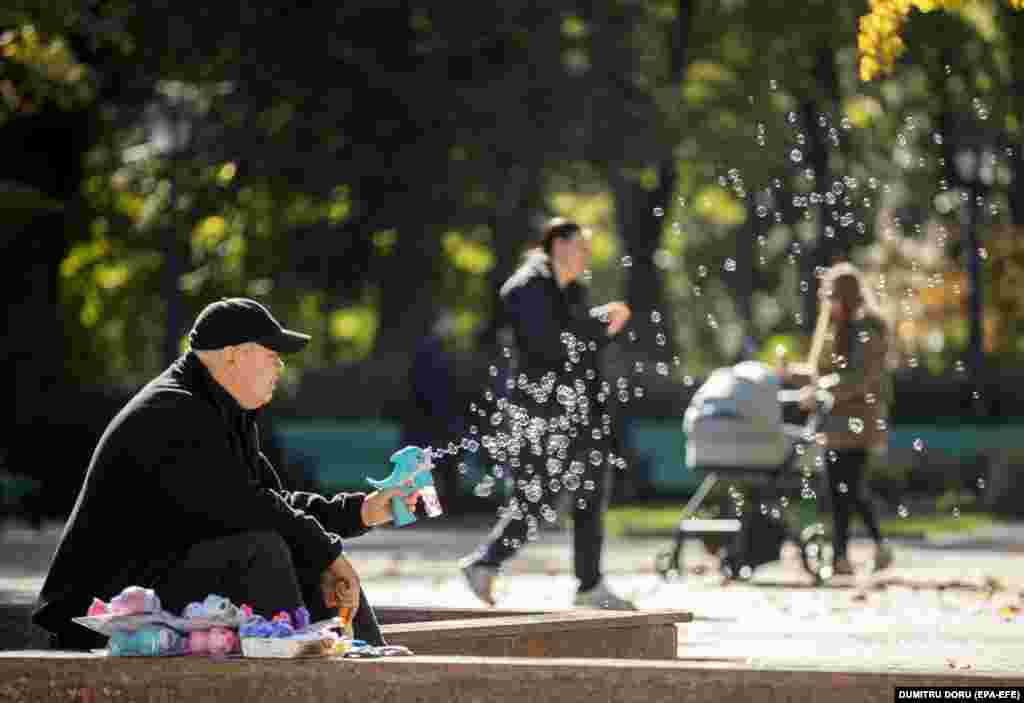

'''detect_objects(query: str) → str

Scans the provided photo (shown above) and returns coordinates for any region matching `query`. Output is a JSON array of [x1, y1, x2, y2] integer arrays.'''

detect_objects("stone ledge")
[[375, 606, 548, 624], [1, 654, 1022, 703], [380, 609, 691, 659]]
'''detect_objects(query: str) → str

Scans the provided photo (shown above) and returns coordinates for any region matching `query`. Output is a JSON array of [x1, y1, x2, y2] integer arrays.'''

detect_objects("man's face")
[[230, 343, 284, 409], [554, 232, 592, 281]]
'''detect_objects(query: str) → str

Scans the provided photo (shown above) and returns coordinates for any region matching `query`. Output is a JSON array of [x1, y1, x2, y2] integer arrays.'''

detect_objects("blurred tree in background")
[[2, 0, 1023, 433]]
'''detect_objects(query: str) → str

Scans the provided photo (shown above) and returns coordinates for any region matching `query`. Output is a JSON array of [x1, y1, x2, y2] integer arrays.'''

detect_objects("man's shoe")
[[573, 580, 636, 610], [462, 563, 498, 606], [833, 557, 855, 576], [874, 543, 894, 572]]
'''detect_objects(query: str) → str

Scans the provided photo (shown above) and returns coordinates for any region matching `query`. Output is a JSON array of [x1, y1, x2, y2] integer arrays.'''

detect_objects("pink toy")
[[189, 627, 238, 656], [109, 586, 161, 615], [188, 629, 210, 654], [208, 627, 239, 655], [87, 598, 109, 616]]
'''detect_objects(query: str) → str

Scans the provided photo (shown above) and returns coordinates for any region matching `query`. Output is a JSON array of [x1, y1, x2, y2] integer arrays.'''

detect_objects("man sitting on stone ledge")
[[32, 298, 419, 650]]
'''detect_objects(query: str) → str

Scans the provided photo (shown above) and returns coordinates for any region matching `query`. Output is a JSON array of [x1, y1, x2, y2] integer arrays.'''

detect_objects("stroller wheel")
[[655, 542, 684, 581], [718, 552, 754, 582], [799, 523, 834, 583]]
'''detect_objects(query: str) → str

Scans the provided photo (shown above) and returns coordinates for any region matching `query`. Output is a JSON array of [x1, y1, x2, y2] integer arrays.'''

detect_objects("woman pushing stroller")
[[781, 262, 895, 576]]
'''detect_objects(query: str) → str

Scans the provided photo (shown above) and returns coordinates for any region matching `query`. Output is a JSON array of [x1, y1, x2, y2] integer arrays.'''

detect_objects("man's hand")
[[321, 554, 361, 616], [360, 488, 420, 528], [798, 384, 818, 412], [602, 301, 631, 336]]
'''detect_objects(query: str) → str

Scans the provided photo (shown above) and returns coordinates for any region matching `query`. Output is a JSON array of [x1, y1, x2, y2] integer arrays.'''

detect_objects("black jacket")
[[33, 352, 367, 638], [500, 252, 611, 381]]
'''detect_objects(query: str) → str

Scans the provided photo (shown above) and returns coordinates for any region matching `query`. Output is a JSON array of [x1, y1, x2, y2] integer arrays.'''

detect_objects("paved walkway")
[[4, 518, 1024, 675]]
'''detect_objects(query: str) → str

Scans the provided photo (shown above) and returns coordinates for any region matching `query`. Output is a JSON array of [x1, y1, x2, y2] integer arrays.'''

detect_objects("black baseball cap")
[[188, 298, 311, 353]]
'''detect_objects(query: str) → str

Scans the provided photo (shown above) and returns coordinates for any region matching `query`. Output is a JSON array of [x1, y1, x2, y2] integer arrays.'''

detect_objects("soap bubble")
[[650, 310, 662, 324], [556, 385, 577, 407], [621, 256, 633, 268]]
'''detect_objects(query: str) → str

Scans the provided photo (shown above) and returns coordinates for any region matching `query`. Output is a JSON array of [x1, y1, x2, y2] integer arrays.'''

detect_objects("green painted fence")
[[274, 419, 1024, 495]]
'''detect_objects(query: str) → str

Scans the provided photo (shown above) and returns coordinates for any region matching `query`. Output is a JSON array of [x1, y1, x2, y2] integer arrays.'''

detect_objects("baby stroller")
[[654, 361, 836, 583]]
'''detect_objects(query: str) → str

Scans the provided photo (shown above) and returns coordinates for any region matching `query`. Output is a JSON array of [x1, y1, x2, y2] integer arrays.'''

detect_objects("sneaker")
[[573, 580, 637, 610], [874, 543, 894, 572], [833, 557, 855, 576], [461, 563, 498, 606]]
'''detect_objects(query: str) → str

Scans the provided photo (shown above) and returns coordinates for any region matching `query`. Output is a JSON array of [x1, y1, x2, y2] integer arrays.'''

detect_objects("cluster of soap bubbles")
[[436, 325, 669, 540]]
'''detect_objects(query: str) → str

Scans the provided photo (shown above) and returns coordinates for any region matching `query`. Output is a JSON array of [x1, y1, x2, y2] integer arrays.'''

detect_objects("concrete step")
[[381, 609, 690, 659], [1, 651, 1021, 703]]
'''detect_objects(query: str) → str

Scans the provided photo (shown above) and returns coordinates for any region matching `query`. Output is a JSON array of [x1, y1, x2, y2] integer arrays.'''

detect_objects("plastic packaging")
[[188, 626, 239, 656], [109, 625, 188, 657]]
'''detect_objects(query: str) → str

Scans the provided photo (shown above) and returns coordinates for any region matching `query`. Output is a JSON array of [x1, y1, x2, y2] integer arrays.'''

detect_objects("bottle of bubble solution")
[[333, 593, 355, 655]]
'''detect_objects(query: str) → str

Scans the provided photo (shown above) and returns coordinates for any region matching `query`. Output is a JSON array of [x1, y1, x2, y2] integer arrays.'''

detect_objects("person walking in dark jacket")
[[33, 298, 419, 650], [461, 218, 636, 609]]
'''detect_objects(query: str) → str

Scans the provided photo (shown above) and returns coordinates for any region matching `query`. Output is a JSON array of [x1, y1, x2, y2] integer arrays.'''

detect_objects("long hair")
[[808, 262, 889, 368]]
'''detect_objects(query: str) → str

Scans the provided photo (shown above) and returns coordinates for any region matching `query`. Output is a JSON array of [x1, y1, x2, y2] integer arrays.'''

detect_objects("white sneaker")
[[461, 563, 499, 606], [874, 543, 894, 572], [573, 580, 637, 610]]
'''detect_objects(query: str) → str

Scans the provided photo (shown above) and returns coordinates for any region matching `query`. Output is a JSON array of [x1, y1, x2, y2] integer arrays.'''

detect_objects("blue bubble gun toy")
[[366, 446, 441, 527]]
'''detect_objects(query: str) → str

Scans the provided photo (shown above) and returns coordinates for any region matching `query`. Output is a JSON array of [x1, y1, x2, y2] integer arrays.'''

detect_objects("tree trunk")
[[479, 162, 542, 347], [1006, 10, 1024, 226], [373, 223, 442, 356], [0, 106, 91, 515], [612, 163, 678, 361], [800, 45, 839, 334], [610, 0, 694, 362]]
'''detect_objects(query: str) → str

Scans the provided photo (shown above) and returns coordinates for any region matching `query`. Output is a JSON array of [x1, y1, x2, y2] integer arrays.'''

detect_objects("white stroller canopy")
[[684, 361, 787, 469]]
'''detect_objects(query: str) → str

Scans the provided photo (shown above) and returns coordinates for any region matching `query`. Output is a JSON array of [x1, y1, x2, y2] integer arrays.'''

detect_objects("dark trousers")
[[158, 531, 385, 645], [473, 462, 613, 593], [51, 531, 385, 650], [828, 449, 884, 559]]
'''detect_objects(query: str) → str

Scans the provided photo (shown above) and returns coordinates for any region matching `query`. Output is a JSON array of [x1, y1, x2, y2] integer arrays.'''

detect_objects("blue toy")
[[366, 446, 437, 527], [109, 625, 188, 656]]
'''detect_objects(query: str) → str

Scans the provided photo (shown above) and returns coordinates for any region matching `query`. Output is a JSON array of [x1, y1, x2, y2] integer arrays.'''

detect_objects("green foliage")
[[3, 0, 1023, 388]]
